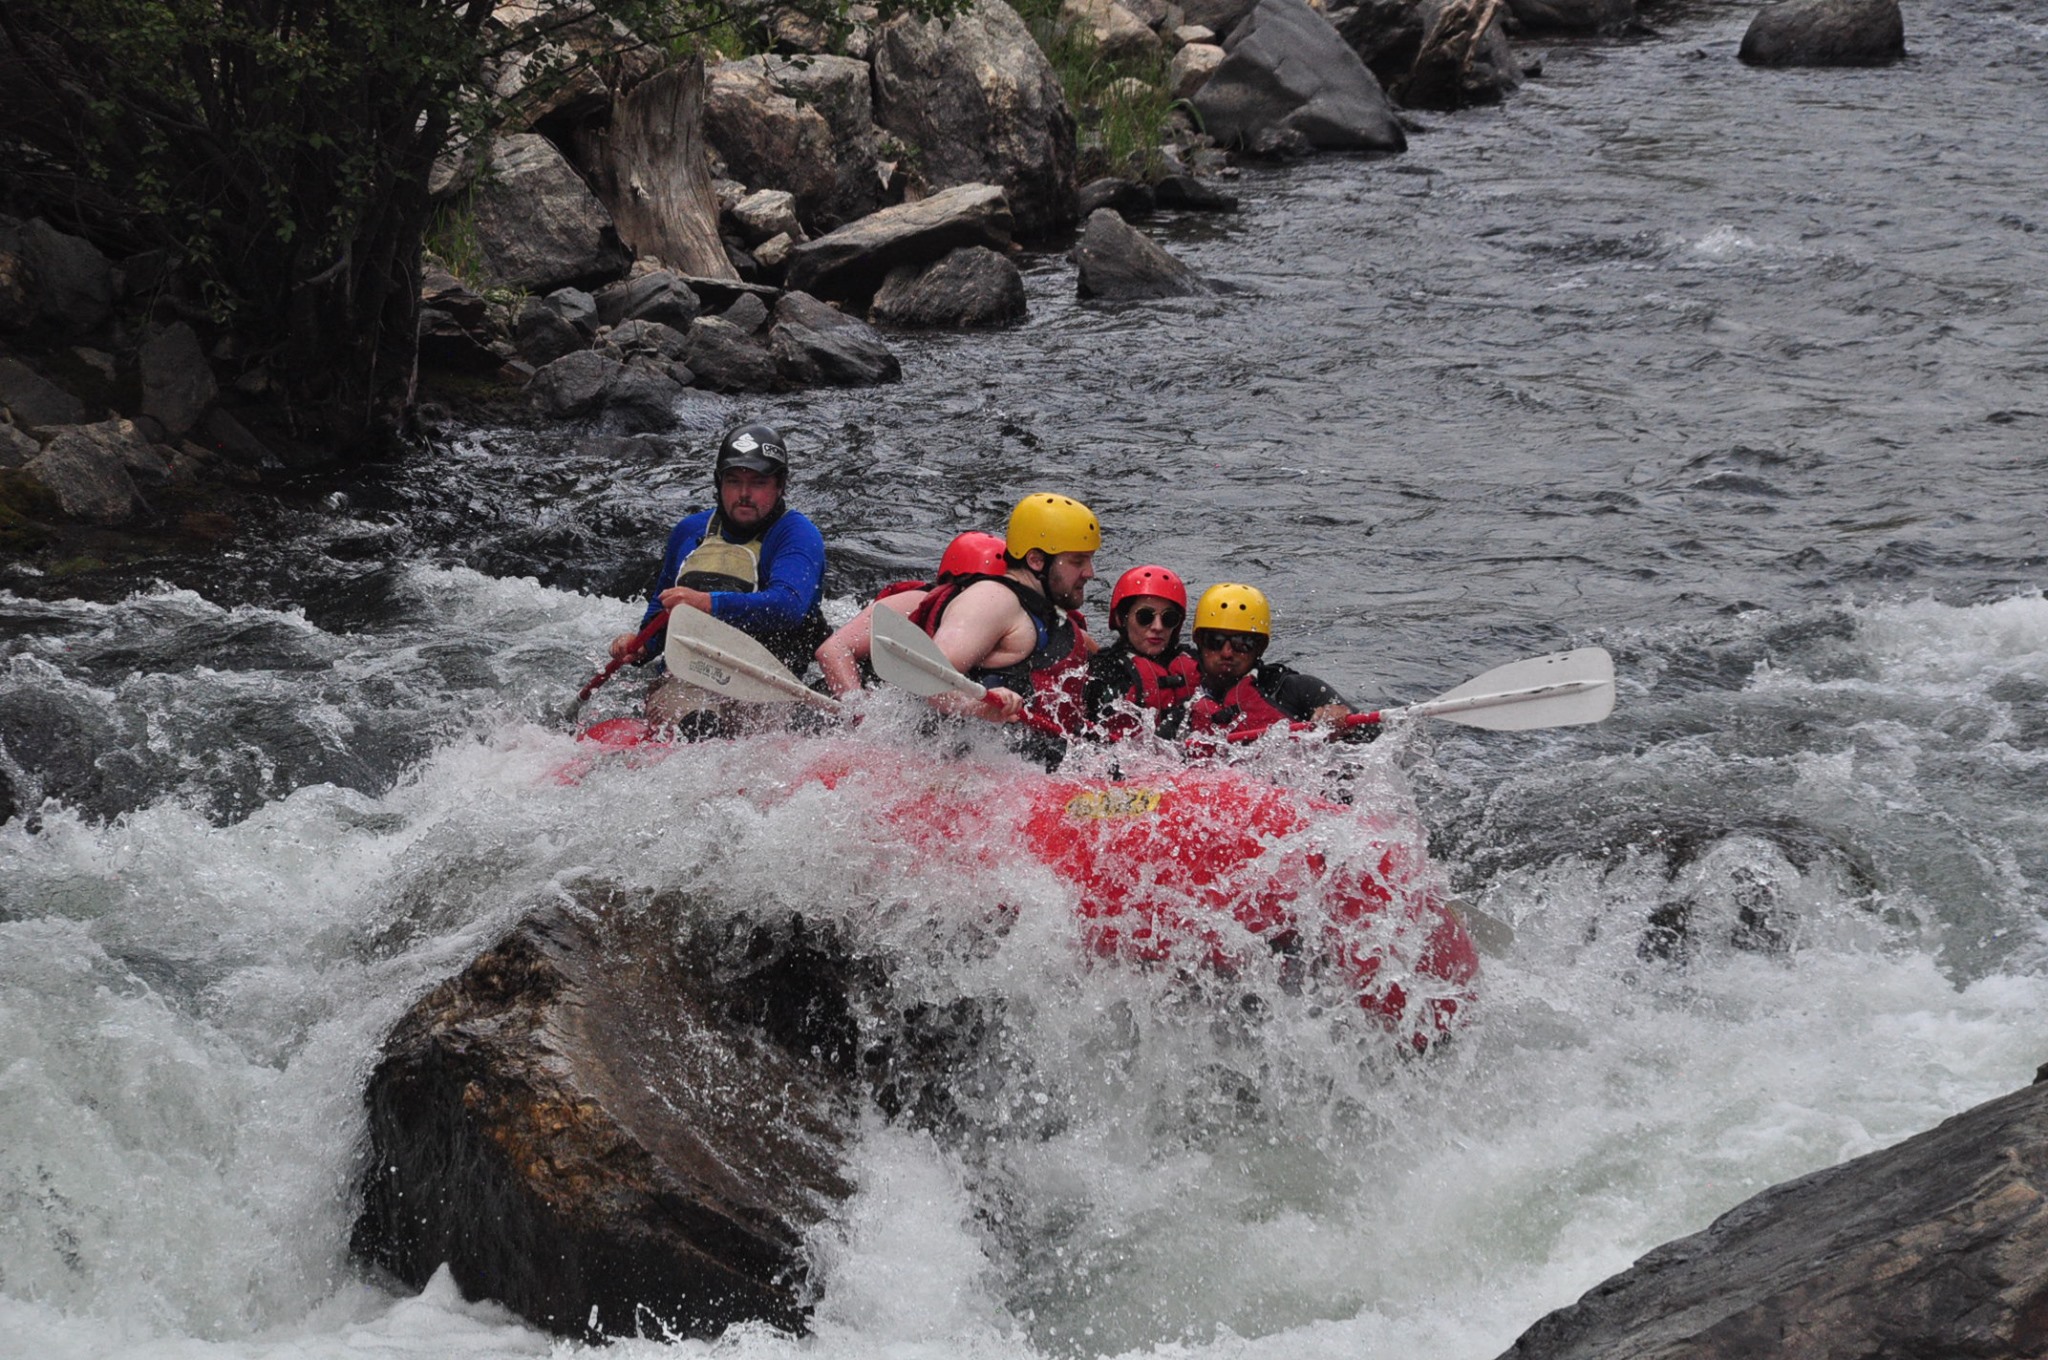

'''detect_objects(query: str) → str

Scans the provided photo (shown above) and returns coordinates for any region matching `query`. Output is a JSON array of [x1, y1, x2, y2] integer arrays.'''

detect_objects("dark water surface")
[[3, 2, 2046, 1356]]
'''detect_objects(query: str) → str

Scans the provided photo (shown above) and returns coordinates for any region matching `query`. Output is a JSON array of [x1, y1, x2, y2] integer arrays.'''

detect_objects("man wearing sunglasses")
[[1185, 583, 1355, 741]]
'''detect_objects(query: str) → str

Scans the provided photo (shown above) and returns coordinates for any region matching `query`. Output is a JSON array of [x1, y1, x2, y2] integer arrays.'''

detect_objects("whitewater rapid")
[[4, 576, 2044, 1360]]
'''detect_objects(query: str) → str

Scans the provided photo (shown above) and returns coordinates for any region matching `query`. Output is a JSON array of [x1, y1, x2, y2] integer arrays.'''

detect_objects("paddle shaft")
[[563, 607, 671, 720]]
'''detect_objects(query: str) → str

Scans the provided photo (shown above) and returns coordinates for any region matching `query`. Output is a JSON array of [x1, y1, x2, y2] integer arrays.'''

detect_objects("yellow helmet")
[[1006, 494, 1101, 559], [1193, 583, 1271, 638]]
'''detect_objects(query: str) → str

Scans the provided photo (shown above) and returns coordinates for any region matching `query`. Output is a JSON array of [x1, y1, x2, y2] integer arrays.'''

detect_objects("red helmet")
[[936, 531, 1008, 582], [1109, 565, 1188, 624]]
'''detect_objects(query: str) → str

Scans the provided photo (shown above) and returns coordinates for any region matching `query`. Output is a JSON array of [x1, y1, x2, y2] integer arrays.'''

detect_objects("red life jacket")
[[1132, 650, 1200, 709], [912, 574, 1092, 730], [1186, 669, 1291, 741], [1082, 643, 1200, 742], [874, 579, 931, 602]]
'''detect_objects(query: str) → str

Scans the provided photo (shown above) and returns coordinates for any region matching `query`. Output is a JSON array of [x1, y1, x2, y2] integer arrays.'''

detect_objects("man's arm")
[[815, 591, 923, 697], [929, 580, 1031, 721], [1264, 667, 1353, 724]]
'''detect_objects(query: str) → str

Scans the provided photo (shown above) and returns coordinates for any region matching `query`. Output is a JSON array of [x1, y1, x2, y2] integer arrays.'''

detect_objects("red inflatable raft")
[[570, 719, 1478, 1046]]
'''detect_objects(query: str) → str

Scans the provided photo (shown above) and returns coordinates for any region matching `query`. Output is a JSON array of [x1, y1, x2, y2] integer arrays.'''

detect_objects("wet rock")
[[352, 900, 858, 1342], [599, 318, 691, 365], [1080, 177, 1158, 218], [544, 287, 600, 336], [1062, 0, 1164, 62], [471, 133, 631, 293], [1739, 0, 1904, 67], [870, 0, 1080, 238], [708, 56, 882, 232], [514, 298, 586, 367], [1153, 173, 1240, 211], [722, 292, 772, 335], [594, 269, 703, 331], [0, 357, 88, 431], [604, 366, 688, 432], [785, 183, 1015, 307], [769, 292, 902, 386], [1074, 209, 1217, 299], [871, 246, 1027, 327], [1169, 40, 1227, 98], [1501, 0, 1632, 36], [1400, 0, 1522, 109], [528, 351, 680, 428], [418, 305, 505, 374], [1498, 1071, 2048, 1360], [27, 419, 151, 525], [676, 276, 782, 314], [138, 323, 218, 437], [684, 316, 784, 391], [1193, 0, 1406, 154], [1330, 0, 1427, 84]]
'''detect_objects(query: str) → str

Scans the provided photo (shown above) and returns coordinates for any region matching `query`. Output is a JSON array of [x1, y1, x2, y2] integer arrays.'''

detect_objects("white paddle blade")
[[871, 604, 987, 699], [664, 608, 841, 714], [1401, 647, 1614, 731]]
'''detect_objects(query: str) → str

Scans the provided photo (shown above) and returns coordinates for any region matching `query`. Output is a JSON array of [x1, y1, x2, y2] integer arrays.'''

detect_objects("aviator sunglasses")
[[1130, 605, 1183, 628]]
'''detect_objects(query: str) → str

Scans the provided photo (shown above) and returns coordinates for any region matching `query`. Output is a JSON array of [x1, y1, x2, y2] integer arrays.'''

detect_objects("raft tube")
[[569, 720, 1479, 1045]]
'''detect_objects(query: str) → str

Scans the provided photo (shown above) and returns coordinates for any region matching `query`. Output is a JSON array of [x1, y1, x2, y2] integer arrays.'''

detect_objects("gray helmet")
[[715, 423, 788, 478]]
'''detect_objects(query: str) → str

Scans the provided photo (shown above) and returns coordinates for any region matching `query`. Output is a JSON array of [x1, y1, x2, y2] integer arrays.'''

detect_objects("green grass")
[[1015, 3, 1177, 183]]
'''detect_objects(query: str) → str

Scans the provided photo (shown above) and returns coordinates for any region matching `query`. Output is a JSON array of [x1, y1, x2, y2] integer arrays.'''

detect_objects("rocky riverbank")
[[0, 0, 1910, 568]]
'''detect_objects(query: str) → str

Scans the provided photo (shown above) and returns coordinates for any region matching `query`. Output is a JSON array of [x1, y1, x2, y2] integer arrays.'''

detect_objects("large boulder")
[[785, 183, 1015, 306], [1501, 0, 1632, 35], [0, 217, 116, 336], [769, 291, 902, 386], [682, 316, 784, 392], [352, 900, 859, 1341], [1739, 0, 1905, 67], [1192, 0, 1406, 155], [1179, 0, 1261, 42], [1074, 209, 1217, 300], [25, 419, 152, 525], [137, 322, 218, 438], [472, 133, 631, 293], [528, 351, 683, 430], [1498, 1070, 2048, 1360], [706, 56, 882, 232], [872, 246, 1028, 328], [0, 357, 88, 431], [870, 0, 1080, 239]]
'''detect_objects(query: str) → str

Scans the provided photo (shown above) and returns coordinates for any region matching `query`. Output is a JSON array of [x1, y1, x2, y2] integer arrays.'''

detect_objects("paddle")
[[559, 607, 671, 724], [870, 604, 1003, 704], [1347, 647, 1614, 733], [662, 606, 842, 715]]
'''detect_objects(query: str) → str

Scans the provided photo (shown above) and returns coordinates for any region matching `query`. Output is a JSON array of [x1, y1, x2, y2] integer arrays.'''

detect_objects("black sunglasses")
[[1197, 632, 1261, 654], [1131, 606, 1183, 629]]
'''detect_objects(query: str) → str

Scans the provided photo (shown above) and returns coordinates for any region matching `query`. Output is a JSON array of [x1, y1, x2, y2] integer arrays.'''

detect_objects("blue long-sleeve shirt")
[[638, 505, 826, 644]]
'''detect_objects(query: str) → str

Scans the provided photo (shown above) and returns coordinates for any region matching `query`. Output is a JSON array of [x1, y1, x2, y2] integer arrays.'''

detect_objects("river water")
[[4, 1, 2046, 1356]]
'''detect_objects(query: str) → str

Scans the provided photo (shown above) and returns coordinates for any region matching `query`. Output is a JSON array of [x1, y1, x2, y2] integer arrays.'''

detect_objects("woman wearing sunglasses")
[[1080, 565, 1202, 741], [1185, 583, 1357, 742]]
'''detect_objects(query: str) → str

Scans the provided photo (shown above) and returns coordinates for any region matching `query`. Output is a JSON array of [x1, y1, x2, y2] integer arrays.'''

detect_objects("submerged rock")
[[1739, 0, 1905, 68], [353, 899, 861, 1342], [1502, 0, 1632, 35], [1074, 209, 1217, 300], [1498, 1069, 2048, 1360], [871, 246, 1027, 328]]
